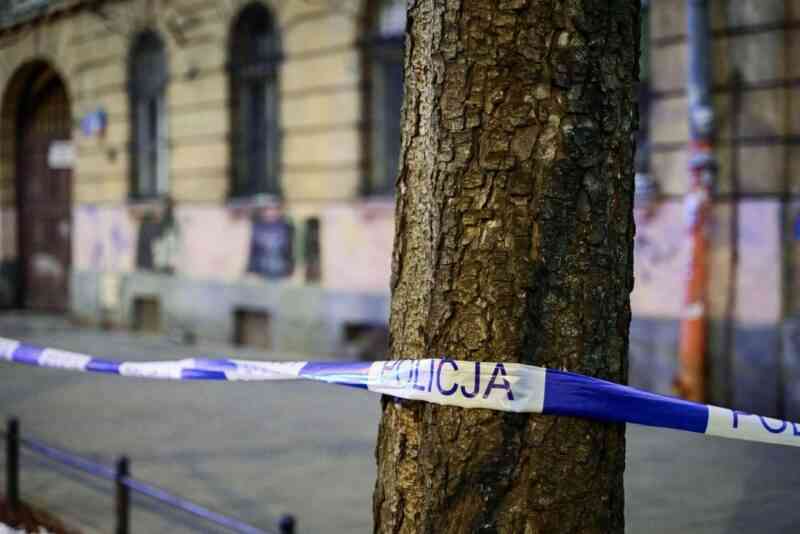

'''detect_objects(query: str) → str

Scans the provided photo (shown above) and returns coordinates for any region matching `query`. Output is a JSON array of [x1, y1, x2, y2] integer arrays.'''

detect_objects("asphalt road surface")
[[0, 314, 798, 533]]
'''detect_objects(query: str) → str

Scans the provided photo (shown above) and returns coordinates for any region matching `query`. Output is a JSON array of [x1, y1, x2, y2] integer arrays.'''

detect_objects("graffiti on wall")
[[70, 201, 398, 291], [136, 197, 181, 274], [76, 205, 133, 272], [634, 232, 680, 284], [246, 205, 295, 279], [630, 202, 688, 317]]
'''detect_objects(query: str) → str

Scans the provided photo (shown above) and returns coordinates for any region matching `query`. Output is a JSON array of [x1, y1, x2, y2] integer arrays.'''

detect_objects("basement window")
[[133, 296, 162, 333], [234, 308, 272, 349]]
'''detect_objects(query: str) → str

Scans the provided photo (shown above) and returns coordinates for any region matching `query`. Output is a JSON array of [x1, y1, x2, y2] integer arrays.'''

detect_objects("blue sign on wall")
[[80, 108, 107, 137]]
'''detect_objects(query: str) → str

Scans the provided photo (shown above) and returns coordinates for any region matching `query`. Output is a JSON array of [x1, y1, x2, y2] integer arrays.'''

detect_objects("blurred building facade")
[[3, 0, 800, 416], [0, 0, 403, 356], [633, 0, 800, 417]]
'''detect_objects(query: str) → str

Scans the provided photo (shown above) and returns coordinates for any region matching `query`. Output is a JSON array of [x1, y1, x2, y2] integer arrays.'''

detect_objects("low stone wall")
[[71, 269, 389, 357]]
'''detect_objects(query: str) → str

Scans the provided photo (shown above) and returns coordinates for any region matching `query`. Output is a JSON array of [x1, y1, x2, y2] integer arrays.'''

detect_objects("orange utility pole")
[[675, 0, 715, 402]]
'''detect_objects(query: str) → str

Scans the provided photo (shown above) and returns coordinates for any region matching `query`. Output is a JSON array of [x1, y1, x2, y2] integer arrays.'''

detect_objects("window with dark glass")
[[129, 31, 168, 199], [229, 3, 282, 198], [363, 0, 405, 196]]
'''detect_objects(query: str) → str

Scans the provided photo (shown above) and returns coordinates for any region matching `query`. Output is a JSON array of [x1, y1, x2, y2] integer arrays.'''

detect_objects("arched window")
[[129, 31, 168, 199], [363, 0, 405, 196], [229, 3, 282, 198]]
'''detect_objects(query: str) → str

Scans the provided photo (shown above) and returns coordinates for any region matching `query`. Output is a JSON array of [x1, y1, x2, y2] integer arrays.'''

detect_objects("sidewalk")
[[0, 313, 798, 533], [0, 314, 378, 533]]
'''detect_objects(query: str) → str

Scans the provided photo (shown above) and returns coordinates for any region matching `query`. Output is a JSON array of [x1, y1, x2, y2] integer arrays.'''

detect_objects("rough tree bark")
[[373, 1, 639, 533]]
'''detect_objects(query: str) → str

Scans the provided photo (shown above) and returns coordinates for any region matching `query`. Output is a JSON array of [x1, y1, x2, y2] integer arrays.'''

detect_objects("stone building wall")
[[634, 0, 800, 416], [0, 0, 394, 355], [5, 0, 800, 412]]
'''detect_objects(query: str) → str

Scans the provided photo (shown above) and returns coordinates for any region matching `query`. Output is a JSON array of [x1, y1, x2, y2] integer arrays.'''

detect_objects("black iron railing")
[[4, 418, 295, 534]]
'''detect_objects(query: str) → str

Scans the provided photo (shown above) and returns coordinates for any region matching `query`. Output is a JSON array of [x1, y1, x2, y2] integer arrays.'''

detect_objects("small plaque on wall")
[[47, 140, 75, 169]]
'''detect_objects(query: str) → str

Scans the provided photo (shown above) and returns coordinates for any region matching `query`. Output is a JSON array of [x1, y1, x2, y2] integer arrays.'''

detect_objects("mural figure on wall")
[[247, 204, 294, 279], [136, 197, 181, 274]]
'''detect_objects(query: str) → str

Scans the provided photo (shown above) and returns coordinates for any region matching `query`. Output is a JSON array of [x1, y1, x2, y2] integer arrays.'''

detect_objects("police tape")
[[1, 336, 798, 448]]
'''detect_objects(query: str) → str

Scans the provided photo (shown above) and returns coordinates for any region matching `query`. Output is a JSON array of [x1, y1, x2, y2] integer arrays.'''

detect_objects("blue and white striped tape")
[[1, 336, 798, 447]]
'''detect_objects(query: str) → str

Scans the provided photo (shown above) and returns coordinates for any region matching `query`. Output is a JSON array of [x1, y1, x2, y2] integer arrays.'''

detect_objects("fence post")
[[278, 514, 295, 534], [115, 456, 130, 534], [6, 418, 19, 512]]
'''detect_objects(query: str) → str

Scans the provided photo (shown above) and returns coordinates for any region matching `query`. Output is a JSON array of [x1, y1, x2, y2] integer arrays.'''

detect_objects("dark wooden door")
[[17, 74, 72, 311]]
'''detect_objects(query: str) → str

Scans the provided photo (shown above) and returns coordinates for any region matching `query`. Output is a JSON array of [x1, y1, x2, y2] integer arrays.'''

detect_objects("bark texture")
[[374, 1, 639, 533]]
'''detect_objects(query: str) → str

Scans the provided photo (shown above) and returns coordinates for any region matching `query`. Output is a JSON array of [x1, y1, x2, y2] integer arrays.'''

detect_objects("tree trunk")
[[373, 1, 639, 533]]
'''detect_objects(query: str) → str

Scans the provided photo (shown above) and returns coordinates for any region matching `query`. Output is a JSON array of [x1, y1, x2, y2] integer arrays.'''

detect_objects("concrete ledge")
[[70, 270, 389, 356]]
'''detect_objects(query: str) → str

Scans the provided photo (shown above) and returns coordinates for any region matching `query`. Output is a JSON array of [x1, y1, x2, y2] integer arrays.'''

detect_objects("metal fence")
[[4, 418, 295, 534]]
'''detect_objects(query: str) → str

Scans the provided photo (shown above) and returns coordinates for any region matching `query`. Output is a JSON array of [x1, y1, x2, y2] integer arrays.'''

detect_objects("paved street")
[[1, 314, 799, 533]]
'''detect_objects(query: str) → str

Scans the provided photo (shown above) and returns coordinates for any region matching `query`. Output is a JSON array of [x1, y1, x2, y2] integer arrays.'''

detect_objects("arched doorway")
[[10, 62, 73, 311]]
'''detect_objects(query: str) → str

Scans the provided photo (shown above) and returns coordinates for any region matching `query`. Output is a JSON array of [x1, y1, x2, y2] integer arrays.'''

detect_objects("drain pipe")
[[675, 0, 715, 402]]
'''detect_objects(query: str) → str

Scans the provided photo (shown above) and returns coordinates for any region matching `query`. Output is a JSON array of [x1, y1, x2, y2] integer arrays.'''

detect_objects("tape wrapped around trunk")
[[1, 337, 798, 448]]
